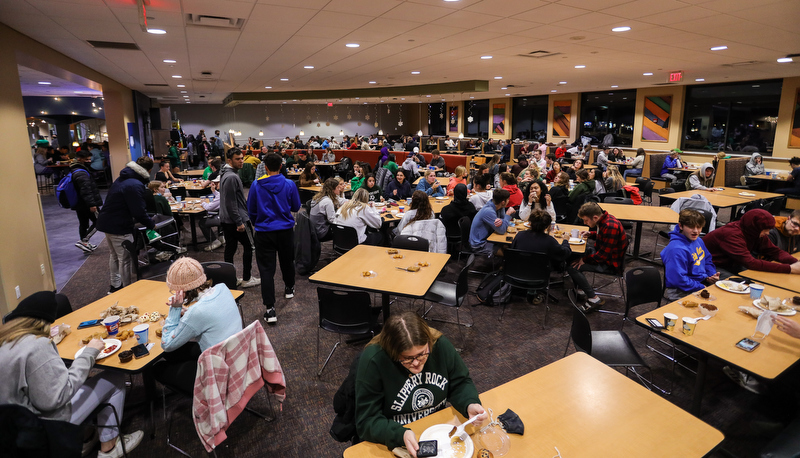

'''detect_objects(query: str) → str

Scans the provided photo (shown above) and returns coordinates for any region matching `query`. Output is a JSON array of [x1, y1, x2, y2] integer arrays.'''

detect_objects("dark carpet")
[[58, 198, 797, 458]]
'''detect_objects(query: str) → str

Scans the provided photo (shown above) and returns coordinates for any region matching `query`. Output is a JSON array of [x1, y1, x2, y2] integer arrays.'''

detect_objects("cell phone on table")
[[78, 319, 102, 329], [417, 440, 438, 457], [646, 318, 665, 330], [131, 344, 150, 359], [735, 338, 760, 352]]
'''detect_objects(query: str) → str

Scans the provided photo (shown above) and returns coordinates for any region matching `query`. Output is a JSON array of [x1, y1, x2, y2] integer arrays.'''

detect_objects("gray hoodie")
[[219, 163, 249, 226], [745, 153, 765, 177], [687, 162, 715, 191]]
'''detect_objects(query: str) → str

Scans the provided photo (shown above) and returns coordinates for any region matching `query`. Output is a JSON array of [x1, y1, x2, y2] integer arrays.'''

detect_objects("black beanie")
[[3, 291, 58, 324]]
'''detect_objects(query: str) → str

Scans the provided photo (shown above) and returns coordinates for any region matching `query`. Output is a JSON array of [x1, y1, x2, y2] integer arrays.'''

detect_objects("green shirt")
[[355, 337, 481, 450], [167, 145, 180, 169], [350, 175, 365, 192], [154, 194, 172, 217], [383, 161, 398, 175], [202, 166, 212, 180]]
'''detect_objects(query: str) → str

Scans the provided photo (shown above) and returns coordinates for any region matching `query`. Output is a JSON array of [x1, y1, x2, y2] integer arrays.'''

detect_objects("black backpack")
[[476, 271, 511, 306]]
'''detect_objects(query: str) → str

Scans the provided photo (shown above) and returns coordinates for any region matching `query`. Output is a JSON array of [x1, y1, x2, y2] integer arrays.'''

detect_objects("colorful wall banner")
[[492, 104, 505, 135], [552, 100, 571, 137], [642, 95, 672, 142]]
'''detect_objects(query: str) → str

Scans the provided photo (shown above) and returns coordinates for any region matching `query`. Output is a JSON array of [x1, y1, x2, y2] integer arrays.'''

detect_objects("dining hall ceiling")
[[2, 0, 799, 105]]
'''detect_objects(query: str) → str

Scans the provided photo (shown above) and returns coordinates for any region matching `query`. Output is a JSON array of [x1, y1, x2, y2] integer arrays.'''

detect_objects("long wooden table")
[[412, 176, 448, 186], [599, 203, 677, 260], [637, 282, 800, 414], [741, 252, 800, 294], [344, 352, 723, 458], [176, 169, 204, 178], [169, 197, 208, 248], [309, 245, 450, 319], [488, 222, 587, 254]]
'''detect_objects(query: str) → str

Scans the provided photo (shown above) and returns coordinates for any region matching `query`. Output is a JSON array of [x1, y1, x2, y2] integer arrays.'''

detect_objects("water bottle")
[[551, 221, 556, 233]]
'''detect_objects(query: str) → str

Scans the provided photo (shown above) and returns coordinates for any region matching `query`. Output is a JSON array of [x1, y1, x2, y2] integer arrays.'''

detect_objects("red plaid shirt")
[[582, 211, 628, 270]]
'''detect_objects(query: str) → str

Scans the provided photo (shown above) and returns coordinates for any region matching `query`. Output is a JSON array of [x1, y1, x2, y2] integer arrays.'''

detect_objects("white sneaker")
[[154, 251, 172, 262], [240, 277, 261, 288], [176, 246, 187, 254], [218, 235, 226, 245], [97, 430, 143, 458], [204, 240, 223, 252]]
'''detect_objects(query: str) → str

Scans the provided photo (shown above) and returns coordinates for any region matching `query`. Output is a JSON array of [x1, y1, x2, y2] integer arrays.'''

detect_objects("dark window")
[[579, 90, 636, 146], [511, 96, 548, 142], [682, 80, 782, 155], [464, 99, 489, 138], [427, 103, 446, 136]]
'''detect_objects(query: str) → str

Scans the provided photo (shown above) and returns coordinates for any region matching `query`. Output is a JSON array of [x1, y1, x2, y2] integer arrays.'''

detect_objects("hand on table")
[[403, 429, 419, 458], [87, 338, 105, 352], [494, 218, 503, 227], [773, 316, 800, 339], [791, 261, 800, 275], [706, 273, 720, 283], [167, 290, 185, 308]]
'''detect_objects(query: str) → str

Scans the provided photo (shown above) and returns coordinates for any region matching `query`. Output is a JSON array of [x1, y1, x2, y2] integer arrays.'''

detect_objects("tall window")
[[682, 80, 782, 155], [464, 99, 489, 138], [579, 90, 636, 146], [511, 96, 548, 142], [427, 103, 446, 135]]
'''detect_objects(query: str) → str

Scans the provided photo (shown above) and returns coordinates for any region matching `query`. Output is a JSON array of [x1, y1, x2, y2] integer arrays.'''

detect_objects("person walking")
[[219, 148, 260, 288]]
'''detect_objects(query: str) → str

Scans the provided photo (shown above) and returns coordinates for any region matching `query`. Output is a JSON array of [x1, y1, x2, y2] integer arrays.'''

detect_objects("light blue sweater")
[[161, 283, 243, 352]]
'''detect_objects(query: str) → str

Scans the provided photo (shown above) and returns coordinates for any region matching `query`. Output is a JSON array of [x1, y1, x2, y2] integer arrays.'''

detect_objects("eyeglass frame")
[[397, 345, 431, 366]]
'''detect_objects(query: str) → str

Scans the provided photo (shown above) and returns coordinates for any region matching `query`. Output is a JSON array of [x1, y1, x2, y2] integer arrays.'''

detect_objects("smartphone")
[[646, 318, 665, 330], [506, 236, 513, 241], [417, 440, 438, 458], [735, 338, 760, 352], [131, 344, 150, 359], [78, 319, 102, 329]]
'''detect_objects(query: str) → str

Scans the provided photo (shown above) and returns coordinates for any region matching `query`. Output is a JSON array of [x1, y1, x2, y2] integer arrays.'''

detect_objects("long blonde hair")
[[338, 188, 369, 220], [606, 165, 625, 190], [0, 317, 51, 347], [313, 178, 341, 210]]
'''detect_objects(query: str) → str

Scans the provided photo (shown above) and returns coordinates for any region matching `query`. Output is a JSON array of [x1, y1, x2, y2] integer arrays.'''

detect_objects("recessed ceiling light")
[[710, 46, 727, 51], [38, 81, 51, 85], [411, 71, 420, 75], [574, 65, 585, 69], [147, 28, 166, 34], [494, 76, 503, 79], [777, 57, 793, 63], [559, 81, 567, 84], [345, 43, 360, 48], [303, 65, 314, 69], [643, 72, 653, 76], [505, 94, 511, 96], [280, 78, 289, 81], [186, 101, 190, 103], [172, 75, 182, 78], [501, 87, 507, 90], [177, 84, 185, 88], [369, 81, 377, 84], [611, 26, 631, 32], [695, 78, 705, 82], [180, 91, 187, 93], [426, 95, 431, 97], [265, 86, 272, 89], [481, 56, 492, 59], [355, 97, 359, 100], [183, 95, 189, 98], [611, 85, 619, 88], [551, 90, 557, 92], [163, 59, 176, 63]]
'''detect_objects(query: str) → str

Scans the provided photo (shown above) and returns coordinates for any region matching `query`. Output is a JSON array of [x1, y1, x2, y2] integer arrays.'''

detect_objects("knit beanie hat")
[[166, 257, 207, 292], [4, 291, 58, 324]]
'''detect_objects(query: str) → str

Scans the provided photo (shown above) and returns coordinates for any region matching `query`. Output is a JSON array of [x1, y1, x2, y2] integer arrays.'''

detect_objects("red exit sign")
[[669, 71, 683, 83]]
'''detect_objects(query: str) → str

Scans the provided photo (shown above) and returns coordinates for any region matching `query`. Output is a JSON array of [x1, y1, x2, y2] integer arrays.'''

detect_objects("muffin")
[[700, 290, 710, 299], [118, 350, 133, 363]]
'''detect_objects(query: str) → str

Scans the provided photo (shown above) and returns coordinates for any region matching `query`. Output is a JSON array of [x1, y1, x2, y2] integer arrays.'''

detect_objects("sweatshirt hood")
[[668, 224, 692, 243], [699, 162, 714, 177], [255, 173, 291, 195], [122, 161, 151, 181], [750, 152, 762, 165], [739, 209, 775, 249]]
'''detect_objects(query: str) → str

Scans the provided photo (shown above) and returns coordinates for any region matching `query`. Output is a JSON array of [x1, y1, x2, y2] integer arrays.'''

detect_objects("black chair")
[[331, 225, 359, 256], [734, 199, 767, 221], [421, 255, 475, 350], [457, 216, 473, 260], [603, 196, 633, 205], [317, 288, 379, 377], [170, 186, 187, 199], [551, 195, 569, 223], [766, 196, 786, 216], [122, 233, 172, 282], [501, 250, 552, 327], [634, 177, 654, 205], [392, 235, 429, 252], [564, 307, 654, 390], [201, 261, 244, 326]]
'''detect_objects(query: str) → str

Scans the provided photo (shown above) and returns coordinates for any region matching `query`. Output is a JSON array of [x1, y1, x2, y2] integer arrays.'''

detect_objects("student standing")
[[220, 148, 260, 289], [70, 150, 103, 253]]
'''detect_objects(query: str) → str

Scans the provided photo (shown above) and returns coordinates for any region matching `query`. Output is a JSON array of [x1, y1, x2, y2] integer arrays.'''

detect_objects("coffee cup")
[[663, 313, 678, 331], [133, 323, 150, 345], [682, 317, 697, 336], [571, 229, 580, 239], [102, 316, 120, 336], [749, 284, 764, 300], [176, 196, 182, 203]]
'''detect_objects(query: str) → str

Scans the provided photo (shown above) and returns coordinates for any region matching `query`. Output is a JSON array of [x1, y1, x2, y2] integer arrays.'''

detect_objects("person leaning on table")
[[0, 291, 143, 458], [355, 312, 486, 458], [660, 209, 720, 302]]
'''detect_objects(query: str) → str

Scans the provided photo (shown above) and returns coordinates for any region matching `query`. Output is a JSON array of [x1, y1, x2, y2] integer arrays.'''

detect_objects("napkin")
[[754, 310, 776, 339]]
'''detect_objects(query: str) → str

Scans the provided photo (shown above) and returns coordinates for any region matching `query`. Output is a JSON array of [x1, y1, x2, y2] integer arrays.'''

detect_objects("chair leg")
[[318, 340, 340, 377]]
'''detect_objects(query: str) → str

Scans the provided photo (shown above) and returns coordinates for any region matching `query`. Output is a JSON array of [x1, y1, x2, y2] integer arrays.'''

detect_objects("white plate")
[[753, 299, 797, 316], [75, 339, 122, 360], [373, 202, 385, 207], [435, 196, 447, 200], [715, 280, 750, 294], [739, 192, 756, 197], [568, 238, 586, 245], [419, 424, 474, 458]]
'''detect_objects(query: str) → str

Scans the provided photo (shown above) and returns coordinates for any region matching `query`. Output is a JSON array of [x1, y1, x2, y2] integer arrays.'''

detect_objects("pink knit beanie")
[[166, 257, 207, 292]]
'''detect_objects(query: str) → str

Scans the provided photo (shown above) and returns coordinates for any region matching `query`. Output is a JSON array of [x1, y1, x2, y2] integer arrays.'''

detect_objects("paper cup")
[[175, 196, 182, 203], [133, 323, 150, 345], [663, 313, 678, 331], [102, 316, 120, 335], [682, 318, 697, 336], [749, 284, 764, 300], [571, 229, 580, 239]]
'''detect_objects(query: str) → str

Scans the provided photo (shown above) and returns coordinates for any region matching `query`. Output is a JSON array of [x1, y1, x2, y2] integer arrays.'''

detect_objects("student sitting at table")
[[510, 157, 529, 177], [610, 147, 626, 162], [440, 184, 477, 238], [549, 171, 571, 199], [243, 149, 261, 167], [554, 140, 568, 160], [0, 291, 144, 458], [395, 190, 435, 234], [660, 149, 683, 185], [520, 180, 555, 221], [742, 152, 765, 185], [660, 209, 720, 301], [298, 163, 320, 187], [566, 159, 584, 181], [155, 160, 183, 184], [596, 147, 609, 171], [383, 153, 399, 175], [775, 157, 800, 197], [567, 202, 628, 313], [321, 148, 336, 163], [355, 312, 486, 457], [469, 174, 493, 211], [446, 166, 468, 196], [469, 189, 515, 256], [384, 169, 413, 201], [686, 163, 717, 191], [201, 157, 221, 182], [310, 178, 346, 242], [362, 174, 384, 202], [545, 161, 562, 183], [588, 168, 606, 195], [416, 169, 445, 197], [201, 176, 223, 252], [154, 258, 243, 395], [603, 165, 625, 194], [429, 150, 446, 172], [623, 148, 646, 179], [512, 209, 572, 301], [350, 162, 371, 192], [704, 209, 800, 277], [146, 181, 173, 216], [470, 164, 489, 190], [401, 154, 420, 181], [769, 209, 800, 254], [334, 188, 383, 246], [568, 169, 594, 204], [500, 172, 523, 208]]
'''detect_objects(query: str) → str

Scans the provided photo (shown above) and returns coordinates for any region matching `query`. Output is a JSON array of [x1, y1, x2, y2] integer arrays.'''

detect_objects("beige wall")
[[632, 86, 686, 151], [488, 98, 512, 140], [0, 24, 135, 316], [547, 93, 580, 143], [773, 76, 800, 159]]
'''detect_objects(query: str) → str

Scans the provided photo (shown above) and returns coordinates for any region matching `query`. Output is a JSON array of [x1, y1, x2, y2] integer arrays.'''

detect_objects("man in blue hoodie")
[[660, 209, 719, 301], [248, 153, 301, 324]]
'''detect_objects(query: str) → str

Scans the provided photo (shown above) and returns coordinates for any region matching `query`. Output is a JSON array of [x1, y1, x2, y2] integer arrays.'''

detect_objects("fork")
[[448, 415, 479, 442]]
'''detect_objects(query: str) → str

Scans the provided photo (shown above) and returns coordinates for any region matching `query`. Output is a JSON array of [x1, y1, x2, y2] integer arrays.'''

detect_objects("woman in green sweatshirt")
[[568, 168, 595, 204], [350, 162, 372, 192], [355, 312, 486, 456]]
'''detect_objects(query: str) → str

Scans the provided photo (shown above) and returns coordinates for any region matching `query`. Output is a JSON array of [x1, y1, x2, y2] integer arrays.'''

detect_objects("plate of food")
[[523, 221, 531, 228], [739, 192, 756, 197], [360, 270, 377, 278], [435, 196, 447, 201], [373, 202, 385, 207], [568, 237, 585, 245], [753, 298, 797, 316], [419, 424, 473, 458], [715, 280, 750, 294], [692, 289, 717, 301], [75, 338, 122, 360]]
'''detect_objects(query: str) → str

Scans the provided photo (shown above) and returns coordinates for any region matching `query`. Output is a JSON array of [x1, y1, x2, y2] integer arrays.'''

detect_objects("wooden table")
[[741, 252, 800, 294], [412, 176, 449, 186], [713, 187, 783, 200], [749, 174, 789, 182], [344, 352, 723, 458], [637, 282, 800, 414], [659, 190, 751, 221], [176, 169, 204, 178], [599, 203, 677, 260], [309, 245, 450, 319], [299, 183, 352, 193], [314, 161, 341, 166], [171, 181, 209, 197], [488, 223, 587, 254], [169, 197, 208, 248]]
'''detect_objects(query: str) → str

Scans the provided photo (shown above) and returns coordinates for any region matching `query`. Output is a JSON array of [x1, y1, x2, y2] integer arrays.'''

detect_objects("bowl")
[[698, 303, 718, 317]]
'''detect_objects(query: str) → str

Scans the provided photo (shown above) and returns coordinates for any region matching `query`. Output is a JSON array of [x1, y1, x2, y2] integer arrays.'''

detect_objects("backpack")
[[56, 169, 88, 209], [476, 271, 512, 306]]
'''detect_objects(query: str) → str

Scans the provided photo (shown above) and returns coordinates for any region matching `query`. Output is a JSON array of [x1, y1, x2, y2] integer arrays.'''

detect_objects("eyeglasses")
[[789, 220, 800, 228], [398, 350, 430, 366]]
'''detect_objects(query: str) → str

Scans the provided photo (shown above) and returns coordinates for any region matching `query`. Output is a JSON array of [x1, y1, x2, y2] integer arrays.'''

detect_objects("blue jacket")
[[384, 179, 412, 201], [661, 156, 681, 176], [469, 200, 510, 249], [660, 225, 716, 293], [247, 173, 301, 232], [415, 178, 445, 197], [96, 161, 154, 235]]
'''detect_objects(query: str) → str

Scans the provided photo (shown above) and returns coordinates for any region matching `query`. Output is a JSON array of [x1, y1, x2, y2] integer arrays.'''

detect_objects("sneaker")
[[75, 241, 93, 253], [285, 286, 294, 299], [723, 366, 762, 394], [176, 246, 187, 254], [204, 240, 223, 252], [236, 277, 243, 287], [264, 307, 277, 324], [582, 297, 606, 313], [97, 430, 143, 458], [218, 235, 225, 245], [240, 277, 261, 288], [85, 242, 98, 251], [567, 289, 583, 308], [154, 251, 172, 262], [81, 429, 98, 457], [107, 285, 122, 295]]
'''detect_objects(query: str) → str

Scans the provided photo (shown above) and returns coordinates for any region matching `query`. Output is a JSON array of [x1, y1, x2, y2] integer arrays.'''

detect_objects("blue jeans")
[[623, 168, 642, 179]]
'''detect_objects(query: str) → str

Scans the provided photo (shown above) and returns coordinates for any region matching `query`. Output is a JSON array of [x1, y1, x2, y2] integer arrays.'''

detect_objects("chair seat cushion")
[[424, 281, 459, 307], [590, 331, 648, 368]]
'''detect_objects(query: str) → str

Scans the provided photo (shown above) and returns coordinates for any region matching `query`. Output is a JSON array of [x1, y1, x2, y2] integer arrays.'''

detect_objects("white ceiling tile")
[[601, 0, 685, 19], [515, 3, 593, 23]]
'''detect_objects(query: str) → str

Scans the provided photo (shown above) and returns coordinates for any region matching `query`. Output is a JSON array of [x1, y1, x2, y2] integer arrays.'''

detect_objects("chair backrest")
[[171, 186, 187, 198], [317, 287, 375, 333], [735, 199, 766, 221], [201, 261, 238, 290], [624, 266, 663, 318], [767, 197, 786, 216], [551, 195, 569, 220], [0, 404, 82, 458], [570, 307, 592, 354], [455, 255, 476, 303], [332, 225, 359, 254], [604, 196, 633, 205], [503, 250, 551, 289], [458, 216, 472, 252], [696, 208, 713, 234], [648, 153, 668, 178], [392, 235, 430, 252]]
